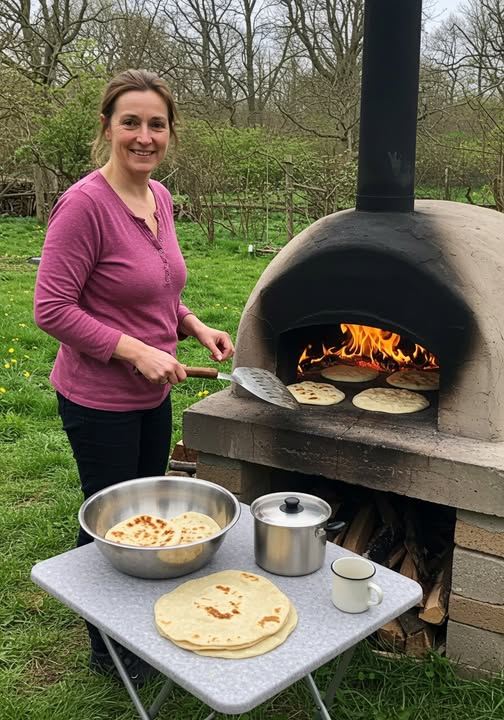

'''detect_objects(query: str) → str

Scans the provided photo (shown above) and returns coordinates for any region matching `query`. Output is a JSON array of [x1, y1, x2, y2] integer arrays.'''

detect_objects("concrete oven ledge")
[[183, 389, 504, 517]]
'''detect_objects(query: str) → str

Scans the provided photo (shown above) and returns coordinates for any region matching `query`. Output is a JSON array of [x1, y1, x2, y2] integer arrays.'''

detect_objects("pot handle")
[[326, 520, 346, 532]]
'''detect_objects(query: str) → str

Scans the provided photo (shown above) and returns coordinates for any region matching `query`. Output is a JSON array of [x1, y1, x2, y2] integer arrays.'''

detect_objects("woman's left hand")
[[195, 325, 235, 362], [180, 314, 235, 361]]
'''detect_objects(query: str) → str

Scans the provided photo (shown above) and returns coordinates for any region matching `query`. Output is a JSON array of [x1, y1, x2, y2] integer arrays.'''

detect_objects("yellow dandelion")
[[4, 363, 10, 369], [10, 358, 16, 364], [197, 391, 203, 397], [8, 348, 14, 353], [18, 323, 27, 328], [0, 387, 6, 394], [202, 390, 210, 396], [22, 371, 30, 378]]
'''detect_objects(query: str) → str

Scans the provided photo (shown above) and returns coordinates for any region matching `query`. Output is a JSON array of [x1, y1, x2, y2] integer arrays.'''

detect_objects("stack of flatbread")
[[155, 570, 297, 659], [105, 511, 221, 547]]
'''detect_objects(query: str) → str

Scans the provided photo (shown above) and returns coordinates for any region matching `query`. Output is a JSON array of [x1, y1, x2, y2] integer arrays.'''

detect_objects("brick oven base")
[[183, 389, 504, 675]]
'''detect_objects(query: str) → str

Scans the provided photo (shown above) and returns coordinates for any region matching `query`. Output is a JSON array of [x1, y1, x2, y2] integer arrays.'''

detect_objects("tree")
[[0, 0, 108, 219], [276, 0, 364, 150]]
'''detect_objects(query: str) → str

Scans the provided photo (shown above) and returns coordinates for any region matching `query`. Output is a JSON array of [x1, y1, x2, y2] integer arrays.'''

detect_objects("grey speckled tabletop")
[[31, 504, 422, 715]]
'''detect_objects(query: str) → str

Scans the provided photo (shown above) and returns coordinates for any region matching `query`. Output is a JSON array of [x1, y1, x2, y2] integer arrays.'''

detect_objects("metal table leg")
[[99, 632, 216, 720], [305, 645, 357, 720]]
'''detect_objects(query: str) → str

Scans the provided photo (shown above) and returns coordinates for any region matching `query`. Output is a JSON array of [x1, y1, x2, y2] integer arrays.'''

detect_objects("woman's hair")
[[91, 69, 178, 165]]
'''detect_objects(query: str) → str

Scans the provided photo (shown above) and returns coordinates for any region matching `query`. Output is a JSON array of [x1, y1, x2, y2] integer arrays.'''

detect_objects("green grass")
[[0, 217, 502, 720], [416, 185, 495, 206]]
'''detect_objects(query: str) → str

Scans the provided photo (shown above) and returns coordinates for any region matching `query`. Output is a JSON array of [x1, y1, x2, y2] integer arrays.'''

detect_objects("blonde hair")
[[91, 69, 178, 165]]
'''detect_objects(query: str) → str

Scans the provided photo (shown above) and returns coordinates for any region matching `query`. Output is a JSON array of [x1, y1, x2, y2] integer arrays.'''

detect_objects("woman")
[[34, 69, 234, 685]]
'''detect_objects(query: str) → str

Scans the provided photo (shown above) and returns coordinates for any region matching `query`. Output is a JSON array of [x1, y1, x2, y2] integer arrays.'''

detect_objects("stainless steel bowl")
[[78, 476, 241, 579]]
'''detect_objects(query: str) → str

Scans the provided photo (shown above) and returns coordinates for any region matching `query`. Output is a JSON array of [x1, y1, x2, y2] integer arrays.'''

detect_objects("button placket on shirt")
[[138, 216, 171, 286]]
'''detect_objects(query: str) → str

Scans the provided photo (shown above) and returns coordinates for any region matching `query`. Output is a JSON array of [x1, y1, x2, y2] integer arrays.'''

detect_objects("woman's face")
[[103, 89, 170, 176]]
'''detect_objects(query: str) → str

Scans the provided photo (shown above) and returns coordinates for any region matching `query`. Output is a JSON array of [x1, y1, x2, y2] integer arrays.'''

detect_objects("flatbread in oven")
[[287, 381, 345, 405], [320, 364, 379, 383], [105, 514, 182, 547], [352, 387, 429, 414], [386, 369, 440, 391]]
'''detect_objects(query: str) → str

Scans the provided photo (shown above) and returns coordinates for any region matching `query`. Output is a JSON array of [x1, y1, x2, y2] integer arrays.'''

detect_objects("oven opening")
[[277, 322, 440, 388]]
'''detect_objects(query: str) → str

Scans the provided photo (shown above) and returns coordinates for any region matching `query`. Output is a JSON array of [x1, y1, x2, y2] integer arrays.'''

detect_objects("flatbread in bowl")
[[171, 511, 222, 544], [104, 514, 182, 547]]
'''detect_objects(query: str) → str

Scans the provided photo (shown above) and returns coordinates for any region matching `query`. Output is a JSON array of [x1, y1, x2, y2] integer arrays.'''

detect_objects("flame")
[[298, 323, 439, 374]]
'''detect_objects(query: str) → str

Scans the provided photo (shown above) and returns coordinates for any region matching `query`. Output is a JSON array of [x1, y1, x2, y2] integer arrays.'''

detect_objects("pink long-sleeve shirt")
[[34, 170, 192, 411]]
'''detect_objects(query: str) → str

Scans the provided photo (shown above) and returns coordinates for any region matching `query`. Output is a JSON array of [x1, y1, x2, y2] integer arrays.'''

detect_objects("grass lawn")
[[0, 217, 502, 720]]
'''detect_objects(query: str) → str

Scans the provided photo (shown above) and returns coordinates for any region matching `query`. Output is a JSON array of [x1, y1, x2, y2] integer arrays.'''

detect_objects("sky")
[[430, 0, 463, 23]]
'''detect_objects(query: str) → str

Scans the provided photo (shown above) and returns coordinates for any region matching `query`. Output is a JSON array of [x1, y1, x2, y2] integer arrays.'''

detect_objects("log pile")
[[0, 180, 37, 217], [314, 482, 455, 658]]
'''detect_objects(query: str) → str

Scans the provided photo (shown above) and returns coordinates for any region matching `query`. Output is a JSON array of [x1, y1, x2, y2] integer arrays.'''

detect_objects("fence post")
[[443, 166, 451, 201], [284, 155, 294, 242]]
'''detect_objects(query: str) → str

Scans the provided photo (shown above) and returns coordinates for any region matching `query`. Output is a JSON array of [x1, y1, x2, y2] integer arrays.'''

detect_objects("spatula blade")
[[231, 367, 300, 410]]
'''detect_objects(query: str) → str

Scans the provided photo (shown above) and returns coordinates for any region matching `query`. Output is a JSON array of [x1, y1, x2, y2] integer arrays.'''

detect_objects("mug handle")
[[367, 581, 384, 606]]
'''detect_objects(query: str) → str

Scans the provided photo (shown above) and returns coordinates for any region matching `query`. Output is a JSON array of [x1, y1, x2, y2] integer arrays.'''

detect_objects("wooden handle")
[[183, 366, 219, 379]]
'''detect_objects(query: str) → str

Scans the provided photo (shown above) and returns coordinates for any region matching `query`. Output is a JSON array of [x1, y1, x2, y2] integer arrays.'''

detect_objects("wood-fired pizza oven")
[[184, 0, 504, 674]]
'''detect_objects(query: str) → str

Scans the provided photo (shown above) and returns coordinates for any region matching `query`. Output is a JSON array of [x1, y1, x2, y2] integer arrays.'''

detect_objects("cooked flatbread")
[[352, 387, 429, 414], [181, 604, 298, 659], [105, 514, 182, 547], [320, 364, 379, 383], [386, 369, 440, 391], [170, 511, 221, 544], [287, 381, 345, 406], [154, 570, 291, 648]]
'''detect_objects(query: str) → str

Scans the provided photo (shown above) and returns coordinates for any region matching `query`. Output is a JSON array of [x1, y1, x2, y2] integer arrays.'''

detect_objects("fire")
[[298, 323, 439, 374]]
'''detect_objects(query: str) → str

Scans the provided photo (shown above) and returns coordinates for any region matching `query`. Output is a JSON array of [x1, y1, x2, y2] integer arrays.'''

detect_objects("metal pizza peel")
[[184, 366, 300, 411]]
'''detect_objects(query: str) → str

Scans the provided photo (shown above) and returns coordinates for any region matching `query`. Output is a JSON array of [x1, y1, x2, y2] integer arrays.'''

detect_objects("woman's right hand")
[[112, 334, 187, 385], [134, 346, 187, 385]]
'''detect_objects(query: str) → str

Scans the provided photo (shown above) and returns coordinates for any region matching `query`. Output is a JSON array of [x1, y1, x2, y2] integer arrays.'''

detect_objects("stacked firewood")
[[311, 481, 455, 658]]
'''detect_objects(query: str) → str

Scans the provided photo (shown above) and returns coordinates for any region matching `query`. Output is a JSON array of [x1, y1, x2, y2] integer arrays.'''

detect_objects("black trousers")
[[57, 391, 172, 652]]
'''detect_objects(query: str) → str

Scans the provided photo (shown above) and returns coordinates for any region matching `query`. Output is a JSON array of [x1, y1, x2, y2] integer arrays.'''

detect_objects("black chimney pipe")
[[356, 0, 423, 212]]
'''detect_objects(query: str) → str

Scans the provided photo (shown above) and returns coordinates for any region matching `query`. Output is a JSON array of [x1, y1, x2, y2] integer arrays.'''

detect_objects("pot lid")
[[250, 492, 332, 527]]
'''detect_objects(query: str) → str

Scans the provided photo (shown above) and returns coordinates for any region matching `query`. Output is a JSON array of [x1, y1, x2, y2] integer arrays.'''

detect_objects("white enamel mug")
[[331, 557, 384, 613]]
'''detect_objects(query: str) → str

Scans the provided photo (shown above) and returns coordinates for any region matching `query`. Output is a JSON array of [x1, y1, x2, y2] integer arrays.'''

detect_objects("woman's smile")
[[104, 90, 170, 176]]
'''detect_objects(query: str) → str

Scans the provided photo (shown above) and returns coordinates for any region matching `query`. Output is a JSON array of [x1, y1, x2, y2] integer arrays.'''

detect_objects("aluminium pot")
[[250, 492, 345, 576]]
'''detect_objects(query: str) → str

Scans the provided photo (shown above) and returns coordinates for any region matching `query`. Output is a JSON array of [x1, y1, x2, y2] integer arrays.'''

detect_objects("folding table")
[[31, 504, 422, 719]]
